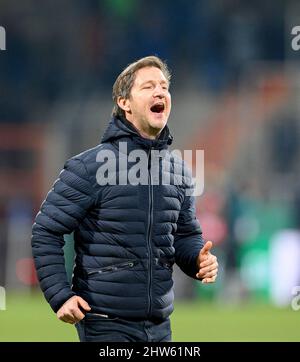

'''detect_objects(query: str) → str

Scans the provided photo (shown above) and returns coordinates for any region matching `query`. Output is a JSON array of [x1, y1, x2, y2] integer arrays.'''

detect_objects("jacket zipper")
[[87, 260, 136, 276], [147, 147, 154, 317]]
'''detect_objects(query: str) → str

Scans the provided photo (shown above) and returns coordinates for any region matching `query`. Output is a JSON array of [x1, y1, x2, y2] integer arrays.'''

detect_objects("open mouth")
[[150, 102, 165, 113]]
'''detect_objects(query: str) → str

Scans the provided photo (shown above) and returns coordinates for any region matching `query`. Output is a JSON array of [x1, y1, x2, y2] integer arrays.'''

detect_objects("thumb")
[[77, 297, 91, 311], [200, 240, 213, 256]]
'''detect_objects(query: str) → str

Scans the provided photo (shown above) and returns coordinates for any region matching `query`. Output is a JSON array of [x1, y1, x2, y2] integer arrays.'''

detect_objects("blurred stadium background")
[[0, 0, 300, 341]]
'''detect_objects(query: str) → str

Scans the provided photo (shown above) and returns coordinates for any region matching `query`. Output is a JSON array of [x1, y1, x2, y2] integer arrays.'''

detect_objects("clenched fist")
[[56, 295, 91, 324]]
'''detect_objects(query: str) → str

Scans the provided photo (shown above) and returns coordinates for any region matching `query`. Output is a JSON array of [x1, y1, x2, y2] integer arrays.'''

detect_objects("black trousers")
[[75, 313, 172, 342]]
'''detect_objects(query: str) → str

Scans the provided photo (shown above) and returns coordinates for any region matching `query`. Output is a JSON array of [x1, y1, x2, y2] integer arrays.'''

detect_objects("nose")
[[153, 85, 166, 98]]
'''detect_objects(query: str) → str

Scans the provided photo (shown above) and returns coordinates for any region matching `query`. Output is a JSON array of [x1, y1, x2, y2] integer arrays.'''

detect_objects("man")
[[31, 56, 218, 342]]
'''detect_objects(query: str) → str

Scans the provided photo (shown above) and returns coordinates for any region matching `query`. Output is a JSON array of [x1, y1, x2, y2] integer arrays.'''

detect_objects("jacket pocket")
[[84, 312, 119, 321], [156, 257, 174, 272], [86, 260, 138, 277]]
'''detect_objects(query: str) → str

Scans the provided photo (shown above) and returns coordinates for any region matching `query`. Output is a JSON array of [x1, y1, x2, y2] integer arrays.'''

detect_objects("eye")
[[142, 85, 152, 90]]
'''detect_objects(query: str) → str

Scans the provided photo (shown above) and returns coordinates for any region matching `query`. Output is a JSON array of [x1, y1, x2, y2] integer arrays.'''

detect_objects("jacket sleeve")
[[31, 157, 95, 312], [174, 173, 204, 279]]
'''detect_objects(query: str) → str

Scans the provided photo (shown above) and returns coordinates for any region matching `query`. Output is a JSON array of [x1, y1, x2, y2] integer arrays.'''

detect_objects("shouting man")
[[32, 56, 218, 342]]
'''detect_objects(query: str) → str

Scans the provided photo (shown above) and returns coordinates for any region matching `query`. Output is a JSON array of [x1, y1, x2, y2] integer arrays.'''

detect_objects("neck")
[[137, 128, 161, 140], [125, 117, 162, 140]]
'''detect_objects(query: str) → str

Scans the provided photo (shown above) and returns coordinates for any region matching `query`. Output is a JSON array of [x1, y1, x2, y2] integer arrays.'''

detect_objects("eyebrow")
[[140, 80, 168, 87]]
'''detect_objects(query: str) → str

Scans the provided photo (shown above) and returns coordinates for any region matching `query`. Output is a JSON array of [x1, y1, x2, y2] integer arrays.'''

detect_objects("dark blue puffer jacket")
[[31, 116, 204, 320]]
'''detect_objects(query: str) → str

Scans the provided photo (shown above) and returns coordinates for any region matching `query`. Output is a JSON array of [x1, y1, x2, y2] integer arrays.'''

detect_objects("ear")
[[117, 97, 131, 113]]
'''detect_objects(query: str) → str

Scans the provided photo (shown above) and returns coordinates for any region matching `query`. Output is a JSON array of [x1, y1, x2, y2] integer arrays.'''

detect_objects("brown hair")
[[112, 55, 171, 118]]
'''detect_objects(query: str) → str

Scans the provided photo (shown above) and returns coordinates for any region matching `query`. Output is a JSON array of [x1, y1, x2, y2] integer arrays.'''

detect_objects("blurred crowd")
[[0, 0, 285, 122]]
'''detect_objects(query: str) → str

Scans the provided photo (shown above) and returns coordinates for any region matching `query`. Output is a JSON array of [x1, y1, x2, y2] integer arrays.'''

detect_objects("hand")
[[196, 240, 218, 283], [56, 295, 91, 324]]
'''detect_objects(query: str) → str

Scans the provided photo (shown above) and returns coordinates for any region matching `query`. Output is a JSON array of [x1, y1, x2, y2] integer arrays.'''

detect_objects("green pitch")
[[0, 292, 299, 341]]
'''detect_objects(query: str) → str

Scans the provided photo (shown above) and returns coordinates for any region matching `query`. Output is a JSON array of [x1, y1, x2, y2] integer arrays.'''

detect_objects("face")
[[118, 66, 171, 138]]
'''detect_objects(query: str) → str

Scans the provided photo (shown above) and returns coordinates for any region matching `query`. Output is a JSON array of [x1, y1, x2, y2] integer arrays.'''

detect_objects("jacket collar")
[[101, 116, 173, 153]]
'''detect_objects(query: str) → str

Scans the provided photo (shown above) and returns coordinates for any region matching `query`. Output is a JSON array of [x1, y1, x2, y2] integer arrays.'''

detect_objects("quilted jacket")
[[31, 116, 204, 320]]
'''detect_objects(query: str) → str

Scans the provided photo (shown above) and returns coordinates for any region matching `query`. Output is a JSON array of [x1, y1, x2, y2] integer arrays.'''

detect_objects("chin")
[[149, 115, 168, 130]]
